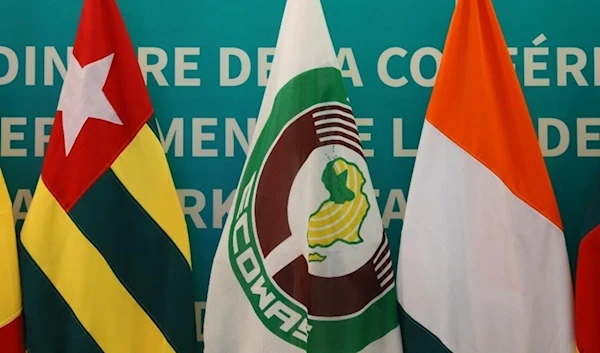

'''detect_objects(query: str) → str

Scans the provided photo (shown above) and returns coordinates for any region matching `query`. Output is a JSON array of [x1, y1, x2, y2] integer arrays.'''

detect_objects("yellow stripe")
[[110, 124, 192, 265], [0, 167, 21, 327], [21, 180, 175, 353]]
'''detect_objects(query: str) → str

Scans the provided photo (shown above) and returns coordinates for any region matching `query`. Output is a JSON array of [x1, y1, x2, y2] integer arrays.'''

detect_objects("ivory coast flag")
[[0, 168, 24, 352], [18, 0, 197, 352], [396, 0, 575, 352], [203, 0, 403, 352], [575, 175, 600, 353]]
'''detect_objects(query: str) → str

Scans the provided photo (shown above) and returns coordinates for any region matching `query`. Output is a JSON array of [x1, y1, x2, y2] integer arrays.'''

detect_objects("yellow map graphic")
[[307, 158, 370, 262]]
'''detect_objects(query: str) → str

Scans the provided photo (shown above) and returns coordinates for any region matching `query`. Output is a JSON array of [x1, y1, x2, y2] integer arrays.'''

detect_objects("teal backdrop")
[[1, 0, 599, 350]]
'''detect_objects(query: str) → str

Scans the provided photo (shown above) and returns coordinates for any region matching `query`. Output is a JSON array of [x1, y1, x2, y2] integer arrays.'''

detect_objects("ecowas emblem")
[[229, 70, 398, 352]]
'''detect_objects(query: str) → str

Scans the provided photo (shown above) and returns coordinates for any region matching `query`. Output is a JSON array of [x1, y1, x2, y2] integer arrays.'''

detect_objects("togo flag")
[[19, 0, 197, 352], [204, 0, 403, 352], [575, 174, 600, 353], [396, 0, 575, 352], [0, 167, 24, 353]]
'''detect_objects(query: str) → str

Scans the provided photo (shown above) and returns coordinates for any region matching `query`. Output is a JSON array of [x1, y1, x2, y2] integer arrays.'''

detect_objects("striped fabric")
[[312, 104, 364, 157], [19, 1, 197, 352], [0, 167, 24, 352], [396, 0, 575, 351]]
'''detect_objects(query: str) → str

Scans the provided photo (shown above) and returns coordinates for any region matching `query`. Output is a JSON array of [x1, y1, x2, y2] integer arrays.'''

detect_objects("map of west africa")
[[307, 158, 371, 262]]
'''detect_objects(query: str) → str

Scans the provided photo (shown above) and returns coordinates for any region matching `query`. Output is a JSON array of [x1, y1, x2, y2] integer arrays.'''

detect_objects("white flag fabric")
[[396, 0, 575, 352], [204, 1, 403, 352]]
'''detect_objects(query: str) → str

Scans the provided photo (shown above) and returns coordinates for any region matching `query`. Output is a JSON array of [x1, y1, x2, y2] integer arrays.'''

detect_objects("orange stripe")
[[0, 313, 25, 353], [425, 0, 562, 229]]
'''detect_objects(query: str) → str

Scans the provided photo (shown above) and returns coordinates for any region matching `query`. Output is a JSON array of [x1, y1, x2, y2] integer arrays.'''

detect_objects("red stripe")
[[315, 122, 358, 134], [314, 114, 356, 127], [317, 131, 362, 146], [576, 224, 600, 353], [311, 104, 353, 116], [0, 313, 25, 353], [373, 234, 388, 265]]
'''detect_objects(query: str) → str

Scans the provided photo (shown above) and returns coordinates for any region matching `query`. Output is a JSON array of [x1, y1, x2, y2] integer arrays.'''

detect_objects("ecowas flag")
[[396, 0, 575, 352], [575, 174, 600, 353], [18, 0, 197, 352], [204, 1, 402, 352], [0, 167, 24, 353]]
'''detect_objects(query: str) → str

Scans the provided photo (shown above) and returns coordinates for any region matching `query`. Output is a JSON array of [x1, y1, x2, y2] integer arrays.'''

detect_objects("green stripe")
[[19, 241, 103, 353], [69, 169, 196, 353], [581, 177, 600, 237], [146, 118, 160, 139], [399, 305, 452, 353], [309, 289, 400, 353]]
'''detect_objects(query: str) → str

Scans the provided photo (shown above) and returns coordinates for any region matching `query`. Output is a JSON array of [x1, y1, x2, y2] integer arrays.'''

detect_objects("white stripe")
[[263, 235, 303, 277], [377, 262, 392, 280], [313, 109, 354, 120], [316, 126, 360, 141], [397, 121, 574, 353], [373, 238, 388, 265], [292, 331, 307, 342], [374, 251, 391, 272], [319, 135, 362, 151], [314, 117, 356, 129], [380, 272, 394, 288]]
